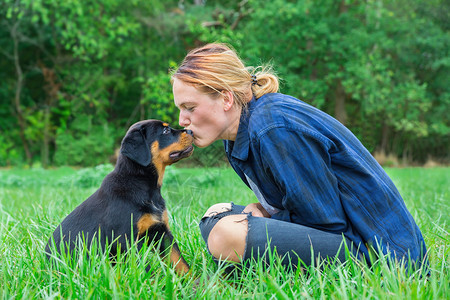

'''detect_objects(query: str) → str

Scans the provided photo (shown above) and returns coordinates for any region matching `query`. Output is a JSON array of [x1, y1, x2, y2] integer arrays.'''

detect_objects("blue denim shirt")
[[224, 93, 426, 263]]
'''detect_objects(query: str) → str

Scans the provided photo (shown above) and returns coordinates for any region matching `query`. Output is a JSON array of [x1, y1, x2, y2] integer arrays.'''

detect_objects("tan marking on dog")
[[162, 210, 189, 275], [170, 249, 190, 275], [162, 210, 170, 230], [137, 213, 159, 236], [159, 133, 194, 163], [150, 141, 165, 186], [181, 131, 194, 145], [151, 134, 194, 186], [162, 122, 169, 127]]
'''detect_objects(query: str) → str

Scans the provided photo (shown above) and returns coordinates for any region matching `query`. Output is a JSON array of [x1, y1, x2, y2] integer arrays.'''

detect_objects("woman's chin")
[[194, 138, 213, 148], [194, 142, 207, 148]]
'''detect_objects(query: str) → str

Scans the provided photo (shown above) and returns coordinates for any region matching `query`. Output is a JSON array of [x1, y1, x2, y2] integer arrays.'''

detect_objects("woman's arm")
[[255, 126, 346, 230]]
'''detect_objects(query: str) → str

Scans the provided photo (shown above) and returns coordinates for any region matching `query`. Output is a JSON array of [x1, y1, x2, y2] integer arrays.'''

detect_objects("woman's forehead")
[[173, 79, 212, 107], [174, 79, 199, 96]]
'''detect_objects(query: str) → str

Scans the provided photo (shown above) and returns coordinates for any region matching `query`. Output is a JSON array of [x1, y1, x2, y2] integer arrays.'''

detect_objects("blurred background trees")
[[0, 0, 448, 167]]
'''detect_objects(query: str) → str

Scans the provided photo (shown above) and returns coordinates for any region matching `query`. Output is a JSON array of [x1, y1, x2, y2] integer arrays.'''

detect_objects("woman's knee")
[[207, 214, 249, 262], [202, 202, 232, 218]]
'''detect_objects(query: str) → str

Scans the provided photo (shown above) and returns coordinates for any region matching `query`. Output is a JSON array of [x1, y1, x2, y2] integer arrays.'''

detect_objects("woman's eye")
[[186, 107, 195, 112], [162, 127, 171, 134]]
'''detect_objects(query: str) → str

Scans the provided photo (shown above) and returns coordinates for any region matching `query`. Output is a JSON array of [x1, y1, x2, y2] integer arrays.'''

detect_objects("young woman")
[[171, 43, 427, 269]]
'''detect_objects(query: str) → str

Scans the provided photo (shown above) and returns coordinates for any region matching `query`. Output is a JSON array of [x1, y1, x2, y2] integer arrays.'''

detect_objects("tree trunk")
[[39, 62, 61, 168], [11, 22, 33, 165], [334, 79, 347, 125], [41, 105, 50, 168]]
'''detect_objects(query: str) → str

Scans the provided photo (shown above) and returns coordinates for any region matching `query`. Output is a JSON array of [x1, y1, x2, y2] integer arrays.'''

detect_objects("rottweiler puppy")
[[45, 120, 194, 275]]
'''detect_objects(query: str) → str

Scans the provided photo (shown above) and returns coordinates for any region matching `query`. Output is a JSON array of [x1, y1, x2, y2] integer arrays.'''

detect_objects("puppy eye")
[[162, 127, 171, 134]]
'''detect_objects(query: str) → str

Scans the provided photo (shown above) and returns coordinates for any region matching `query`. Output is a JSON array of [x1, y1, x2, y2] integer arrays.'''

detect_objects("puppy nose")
[[185, 129, 193, 136]]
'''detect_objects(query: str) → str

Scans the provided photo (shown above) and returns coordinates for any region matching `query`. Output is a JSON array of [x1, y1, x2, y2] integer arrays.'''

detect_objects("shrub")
[[56, 164, 114, 188], [54, 115, 116, 166]]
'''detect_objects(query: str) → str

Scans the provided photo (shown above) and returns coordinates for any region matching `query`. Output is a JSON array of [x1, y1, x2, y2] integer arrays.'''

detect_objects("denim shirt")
[[224, 93, 426, 263]]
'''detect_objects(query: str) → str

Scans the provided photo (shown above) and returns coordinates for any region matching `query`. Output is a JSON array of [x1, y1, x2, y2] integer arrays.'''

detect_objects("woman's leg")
[[243, 214, 350, 267], [207, 214, 249, 262], [199, 203, 247, 262], [199, 203, 352, 267]]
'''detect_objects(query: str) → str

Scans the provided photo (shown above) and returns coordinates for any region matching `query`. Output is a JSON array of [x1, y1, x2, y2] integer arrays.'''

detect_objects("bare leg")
[[207, 214, 248, 262]]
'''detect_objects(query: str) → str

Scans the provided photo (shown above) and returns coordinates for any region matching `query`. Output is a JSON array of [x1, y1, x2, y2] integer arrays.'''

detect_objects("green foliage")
[[54, 115, 115, 166], [164, 166, 219, 187], [0, 166, 76, 187], [0, 0, 448, 166], [56, 164, 115, 188], [234, 0, 449, 161], [141, 70, 179, 124], [0, 135, 21, 167]]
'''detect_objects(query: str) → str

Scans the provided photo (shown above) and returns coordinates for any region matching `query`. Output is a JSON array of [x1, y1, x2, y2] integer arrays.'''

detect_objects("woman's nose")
[[179, 112, 190, 127]]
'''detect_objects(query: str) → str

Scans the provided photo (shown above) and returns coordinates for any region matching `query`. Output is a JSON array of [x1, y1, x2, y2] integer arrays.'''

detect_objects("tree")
[[0, 0, 447, 166]]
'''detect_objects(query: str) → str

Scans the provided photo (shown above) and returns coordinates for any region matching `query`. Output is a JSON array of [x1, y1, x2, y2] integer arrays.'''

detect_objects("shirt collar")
[[226, 98, 256, 161]]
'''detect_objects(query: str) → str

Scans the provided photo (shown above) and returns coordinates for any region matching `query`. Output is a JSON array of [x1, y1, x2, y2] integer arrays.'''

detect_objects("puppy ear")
[[120, 129, 151, 166]]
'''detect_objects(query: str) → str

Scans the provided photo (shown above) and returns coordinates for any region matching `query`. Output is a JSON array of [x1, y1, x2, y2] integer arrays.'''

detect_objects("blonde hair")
[[171, 43, 279, 107]]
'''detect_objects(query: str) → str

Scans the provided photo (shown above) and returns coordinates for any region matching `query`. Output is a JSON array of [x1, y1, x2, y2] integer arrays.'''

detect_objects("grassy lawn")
[[0, 166, 448, 299]]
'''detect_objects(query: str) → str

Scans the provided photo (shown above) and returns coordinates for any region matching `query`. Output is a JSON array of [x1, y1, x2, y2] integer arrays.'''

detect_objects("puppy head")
[[120, 120, 194, 168]]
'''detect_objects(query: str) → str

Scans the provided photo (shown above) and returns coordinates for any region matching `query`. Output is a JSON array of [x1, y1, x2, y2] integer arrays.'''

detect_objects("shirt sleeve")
[[256, 126, 347, 231]]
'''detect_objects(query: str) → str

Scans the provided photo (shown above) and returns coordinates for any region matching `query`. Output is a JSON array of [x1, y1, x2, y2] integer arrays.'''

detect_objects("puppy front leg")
[[160, 210, 190, 275], [143, 222, 190, 276], [137, 212, 190, 275], [160, 231, 190, 275]]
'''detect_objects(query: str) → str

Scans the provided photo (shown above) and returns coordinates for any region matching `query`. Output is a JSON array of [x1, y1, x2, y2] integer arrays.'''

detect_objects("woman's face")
[[173, 79, 241, 148]]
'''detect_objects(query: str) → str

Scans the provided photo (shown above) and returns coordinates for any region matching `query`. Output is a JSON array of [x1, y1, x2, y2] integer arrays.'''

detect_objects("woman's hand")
[[242, 202, 271, 218]]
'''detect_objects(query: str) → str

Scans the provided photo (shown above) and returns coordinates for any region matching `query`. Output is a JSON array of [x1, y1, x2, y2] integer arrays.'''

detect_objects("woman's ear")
[[222, 90, 234, 111]]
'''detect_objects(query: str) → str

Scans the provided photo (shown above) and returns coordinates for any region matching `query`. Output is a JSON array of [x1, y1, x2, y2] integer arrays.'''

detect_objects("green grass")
[[0, 166, 448, 299]]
